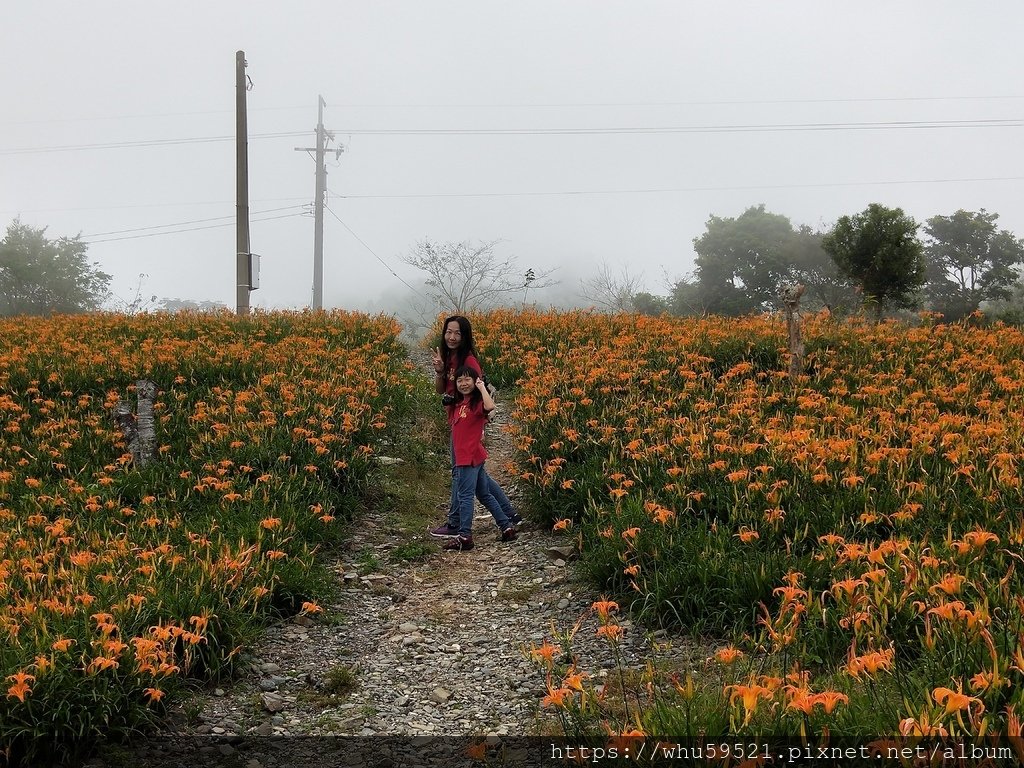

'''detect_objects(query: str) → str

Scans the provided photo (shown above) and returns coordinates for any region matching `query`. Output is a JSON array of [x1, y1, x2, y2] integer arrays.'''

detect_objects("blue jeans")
[[448, 438, 517, 529], [452, 462, 515, 538]]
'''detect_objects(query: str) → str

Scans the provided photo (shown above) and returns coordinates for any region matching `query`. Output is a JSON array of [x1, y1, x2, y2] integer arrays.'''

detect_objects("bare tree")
[[579, 261, 644, 312], [104, 273, 158, 315], [400, 238, 556, 313]]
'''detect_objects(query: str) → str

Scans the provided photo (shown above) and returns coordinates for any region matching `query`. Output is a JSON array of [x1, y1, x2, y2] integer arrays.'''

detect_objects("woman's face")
[[444, 321, 463, 350], [455, 374, 476, 395]]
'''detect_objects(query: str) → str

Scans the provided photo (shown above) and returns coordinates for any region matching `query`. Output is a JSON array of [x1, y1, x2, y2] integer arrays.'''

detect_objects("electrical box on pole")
[[249, 253, 261, 291]]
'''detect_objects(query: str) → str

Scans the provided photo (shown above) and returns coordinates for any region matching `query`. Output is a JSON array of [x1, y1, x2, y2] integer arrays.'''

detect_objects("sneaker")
[[429, 523, 460, 538], [442, 535, 474, 551], [500, 526, 517, 542], [508, 513, 524, 526]]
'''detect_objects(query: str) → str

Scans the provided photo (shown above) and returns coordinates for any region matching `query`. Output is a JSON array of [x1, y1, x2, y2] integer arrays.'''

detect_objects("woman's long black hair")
[[452, 365, 484, 408], [440, 315, 478, 370]]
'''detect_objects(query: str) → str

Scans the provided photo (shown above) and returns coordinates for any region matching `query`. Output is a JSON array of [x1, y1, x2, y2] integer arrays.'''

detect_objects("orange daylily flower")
[[143, 687, 166, 704], [529, 640, 561, 665], [714, 646, 744, 664], [6, 671, 35, 702], [932, 686, 984, 717], [591, 599, 619, 622], [541, 685, 574, 708], [846, 647, 894, 679], [727, 683, 773, 723]]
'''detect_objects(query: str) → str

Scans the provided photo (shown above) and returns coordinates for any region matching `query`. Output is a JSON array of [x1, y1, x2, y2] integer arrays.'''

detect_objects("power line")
[[0, 105, 311, 126], [4, 117, 1022, 155], [81, 205, 307, 238], [329, 118, 1024, 136], [0, 131, 309, 155], [1, 197, 310, 214], [3, 94, 1022, 125], [82, 212, 305, 244], [323, 205, 424, 298], [329, 175, 1024, 201], [322, 95, 1024, 108]]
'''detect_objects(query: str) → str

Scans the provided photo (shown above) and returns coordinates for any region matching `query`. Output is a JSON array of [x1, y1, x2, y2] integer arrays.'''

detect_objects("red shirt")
[[449, 398, 489, 466]]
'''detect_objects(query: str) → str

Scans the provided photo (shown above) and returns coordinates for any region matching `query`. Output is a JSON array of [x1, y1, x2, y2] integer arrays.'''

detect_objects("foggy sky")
[[2, 1, 1022, 314]]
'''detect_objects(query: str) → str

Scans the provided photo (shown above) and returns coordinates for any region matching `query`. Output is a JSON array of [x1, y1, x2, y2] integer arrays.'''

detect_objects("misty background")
[[2, 1, 1022, 321]]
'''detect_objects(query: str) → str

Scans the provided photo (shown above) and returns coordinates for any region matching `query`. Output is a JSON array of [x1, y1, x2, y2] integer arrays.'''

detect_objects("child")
[[443, 365, 518, 551]]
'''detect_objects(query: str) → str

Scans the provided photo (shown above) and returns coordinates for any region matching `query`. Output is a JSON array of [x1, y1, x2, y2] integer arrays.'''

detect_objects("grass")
[[361, 383, 451, 537], [389, 541, 435, 562], [497, 582, 542, 604], [323, 665, 359, 695], [354, 548, 382, 576]]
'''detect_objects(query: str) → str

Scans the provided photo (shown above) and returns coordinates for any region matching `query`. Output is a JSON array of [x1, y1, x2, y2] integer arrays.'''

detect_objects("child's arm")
[[476, 378, 496, 412]]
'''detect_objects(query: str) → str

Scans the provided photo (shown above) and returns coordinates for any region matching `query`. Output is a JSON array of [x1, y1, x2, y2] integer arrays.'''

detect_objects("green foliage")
[[981, 270, 1024, 325], [923, 209, 1024, 321], [0, 219, 112, 316], [630, 292, 670, 316], [323, 664, 359, 694], [693, 205, 823, 315], [821, 203, 925, 317], [668, 278, 706, 317], [0, 311, 417, 764], [789, 225, 858, 314]]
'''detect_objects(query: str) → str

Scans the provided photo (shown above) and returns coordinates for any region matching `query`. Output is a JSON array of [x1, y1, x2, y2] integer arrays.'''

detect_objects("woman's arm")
[[432, 347, 447, 394]]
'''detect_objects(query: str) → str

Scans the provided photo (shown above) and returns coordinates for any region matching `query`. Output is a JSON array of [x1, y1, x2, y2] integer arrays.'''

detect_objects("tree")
[[0, 219, 111, 316], [693, 205, 805, 315], [400, 238, 556, 313], [578, 261, 644, 312], [922, 209, 1024, 321], [981, 268, 1024, 325], [632, 292, 670, 316], [821, 204, 925, 318], [668, 277, 708, 317], [788, 225, 859, 314]]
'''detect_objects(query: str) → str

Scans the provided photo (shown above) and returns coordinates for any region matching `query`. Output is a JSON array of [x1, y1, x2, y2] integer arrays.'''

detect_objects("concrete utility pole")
[[235, 50, 251, 316], [295, 96, 337, 310]]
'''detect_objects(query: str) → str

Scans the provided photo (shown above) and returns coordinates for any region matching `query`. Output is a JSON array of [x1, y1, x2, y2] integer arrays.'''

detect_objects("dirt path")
[[89, 349, 699, 768]]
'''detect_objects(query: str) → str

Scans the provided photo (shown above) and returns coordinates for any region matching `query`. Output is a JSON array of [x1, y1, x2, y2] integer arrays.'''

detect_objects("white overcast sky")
[[2, 1, 1022, 312]]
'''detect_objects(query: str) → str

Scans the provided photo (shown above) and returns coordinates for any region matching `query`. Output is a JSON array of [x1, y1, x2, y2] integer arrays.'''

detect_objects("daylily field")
[[0, 311, 416, 763], [474, 309, 1024, 754], [2, 308, 1024, 761]]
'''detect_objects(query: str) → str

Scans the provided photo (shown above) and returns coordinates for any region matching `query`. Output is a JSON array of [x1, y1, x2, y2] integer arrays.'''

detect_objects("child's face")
[[455, 374, 476, 395]]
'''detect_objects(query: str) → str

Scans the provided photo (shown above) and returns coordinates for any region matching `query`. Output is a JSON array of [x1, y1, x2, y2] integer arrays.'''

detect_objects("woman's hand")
[[475, 378, 488, 392], [431, 348, 444, 374]]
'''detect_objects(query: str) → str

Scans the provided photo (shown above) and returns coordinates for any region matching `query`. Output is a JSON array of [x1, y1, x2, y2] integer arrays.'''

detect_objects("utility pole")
[[235, 50, 251, 316], [295, 96, 338, 310]]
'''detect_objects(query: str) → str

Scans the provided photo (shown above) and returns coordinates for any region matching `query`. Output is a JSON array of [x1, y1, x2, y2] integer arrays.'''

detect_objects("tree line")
[[636, 203, 1024, 323], [4, 204, 1024, 323], [0, 220, 226, 316]]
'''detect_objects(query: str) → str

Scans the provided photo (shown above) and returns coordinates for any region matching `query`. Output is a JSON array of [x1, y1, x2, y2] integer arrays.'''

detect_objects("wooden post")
[[114, 380, 157, 467], [782, 283, 806, 378], [135, 379, 157, 467]]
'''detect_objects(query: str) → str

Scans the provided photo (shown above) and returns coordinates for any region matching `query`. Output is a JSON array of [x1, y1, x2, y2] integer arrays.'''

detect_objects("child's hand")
[[475, 378, 488, 392]]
